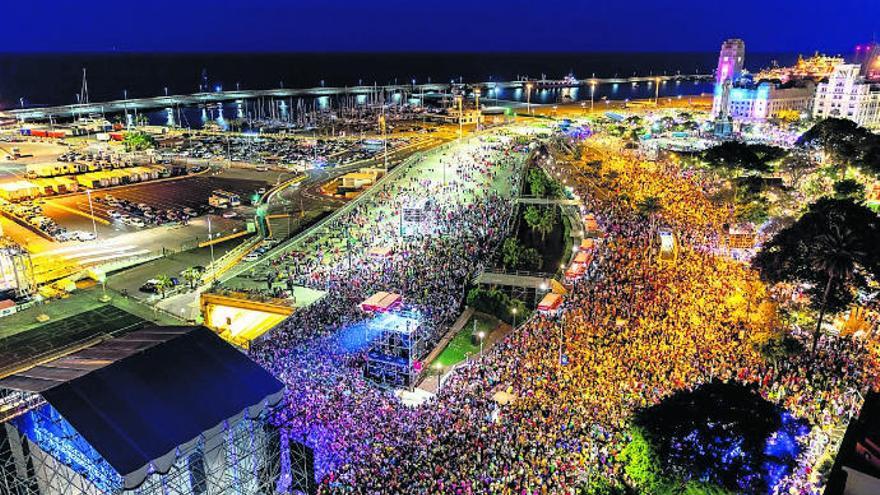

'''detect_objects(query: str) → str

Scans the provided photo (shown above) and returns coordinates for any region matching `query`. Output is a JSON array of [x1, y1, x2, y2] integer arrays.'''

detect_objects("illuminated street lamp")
[[434, 362, 443, 392], [655, 76, 662, 105], [474, 88, 482, 130], [525, 83, 533, 114], [478, 331, 485, 355], [511, 307, 518, 328], [455, 94, 463, 140]]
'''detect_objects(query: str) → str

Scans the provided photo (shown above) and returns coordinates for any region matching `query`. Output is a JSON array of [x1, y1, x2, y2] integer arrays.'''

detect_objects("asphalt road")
[[106, 238, 240, 302]]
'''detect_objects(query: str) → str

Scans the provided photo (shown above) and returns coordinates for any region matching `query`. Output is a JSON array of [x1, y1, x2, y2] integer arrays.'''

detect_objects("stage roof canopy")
[[0, 326, 283, 484]]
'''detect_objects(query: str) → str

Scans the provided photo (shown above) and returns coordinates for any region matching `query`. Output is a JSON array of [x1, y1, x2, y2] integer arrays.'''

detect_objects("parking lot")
[[42, 167, 295, 233], [167, 133, 414, 168]]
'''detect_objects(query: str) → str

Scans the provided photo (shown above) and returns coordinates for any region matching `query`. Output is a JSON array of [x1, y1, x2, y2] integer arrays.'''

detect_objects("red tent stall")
[[360, 292, 403, 313], [538, 293, 563, 313]]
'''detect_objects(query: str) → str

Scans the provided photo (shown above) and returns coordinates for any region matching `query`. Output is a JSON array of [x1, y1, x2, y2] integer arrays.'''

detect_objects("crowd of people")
[[247, 133, 529, 482], [244, 124, 877, 495]]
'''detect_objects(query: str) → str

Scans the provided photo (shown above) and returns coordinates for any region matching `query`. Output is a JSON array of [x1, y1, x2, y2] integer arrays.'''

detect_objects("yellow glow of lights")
[[206, 304, 288, 345]]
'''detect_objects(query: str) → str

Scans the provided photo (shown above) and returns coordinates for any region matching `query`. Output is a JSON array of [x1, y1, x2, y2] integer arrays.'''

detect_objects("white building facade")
[[727, 82, 816, 120], [812, 64, 880, 128]]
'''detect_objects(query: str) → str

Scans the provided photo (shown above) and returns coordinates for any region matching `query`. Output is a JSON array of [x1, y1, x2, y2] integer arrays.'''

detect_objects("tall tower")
[[713, 39, 745, 136], [712, 38, 746, 117]]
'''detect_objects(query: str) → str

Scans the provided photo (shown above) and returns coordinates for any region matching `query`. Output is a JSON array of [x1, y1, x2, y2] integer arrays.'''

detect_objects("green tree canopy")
[[122, 131, 156, 152], [752, 197, 880, 350], [636, 196, 663, 230], [797, 118, 880, 176], [523, 205, 557, 242], [631, 382, 799, 495], [154, 274, 173, 298], [702, 141, 779, 176], [833, 179, 866, 202]]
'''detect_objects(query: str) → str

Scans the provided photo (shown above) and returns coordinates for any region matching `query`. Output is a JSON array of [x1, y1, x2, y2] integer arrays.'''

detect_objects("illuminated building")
[[200, 291, 295, 349], [726, 81, 816, 120], [713, 39, 817, 123], [755, 53, 844, 83], [713, 39, 745, 136], [855, 43, 880, 82], [712, 38, 746, 118], [812, 64, 880, 128], [0, 326, 316, 495]]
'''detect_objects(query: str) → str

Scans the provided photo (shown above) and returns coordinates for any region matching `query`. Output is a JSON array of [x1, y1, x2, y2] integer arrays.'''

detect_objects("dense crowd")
[[248, 134, 528, 481], [247, 127, 876, 495]]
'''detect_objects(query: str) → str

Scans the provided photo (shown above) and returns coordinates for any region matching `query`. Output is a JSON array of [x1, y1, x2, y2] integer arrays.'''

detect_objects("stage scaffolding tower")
[[364, 311, 426, 389]]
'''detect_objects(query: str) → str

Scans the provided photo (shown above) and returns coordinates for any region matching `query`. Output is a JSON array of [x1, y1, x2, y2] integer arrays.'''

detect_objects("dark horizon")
[[0, 51, 788, 109]]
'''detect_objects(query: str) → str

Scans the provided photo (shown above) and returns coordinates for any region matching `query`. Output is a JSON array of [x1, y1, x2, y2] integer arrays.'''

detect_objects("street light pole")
[[382, 108, 388, 174], [434, 362, 442, 393], [525, 83, 532, 114], [590, 82, 596, 111], [559, 323, 564, 366], [86, 189, 98, 240], [655, 77, 661, 105], [474, 88, 481, 130], [512, 307, 517, 328], [456, 94, 463, 140], [207, 216, 216, 282]]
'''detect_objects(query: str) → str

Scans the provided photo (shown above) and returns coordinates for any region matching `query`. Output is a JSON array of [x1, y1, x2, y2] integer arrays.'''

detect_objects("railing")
[[479, 268, 554, 280], [201, 234, 262, 284]]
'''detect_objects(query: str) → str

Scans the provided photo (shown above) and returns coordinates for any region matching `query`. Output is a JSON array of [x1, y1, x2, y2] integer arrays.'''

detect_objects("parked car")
[[139, 280, 159, 293]]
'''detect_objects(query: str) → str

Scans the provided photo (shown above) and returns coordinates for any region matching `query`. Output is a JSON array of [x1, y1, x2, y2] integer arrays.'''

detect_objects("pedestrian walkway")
[[476, 270, 552, 290], [515, 197, 579, 206]]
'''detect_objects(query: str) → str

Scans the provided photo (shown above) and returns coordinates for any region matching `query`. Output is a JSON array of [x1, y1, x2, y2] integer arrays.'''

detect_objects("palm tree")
[[636, 196, 663, 231], [501, 238, 522, 269], [537, 207, 556, 242], [181, 267, 201, 290], [809, 224, 864, 352], [155, 274, 173, 298]]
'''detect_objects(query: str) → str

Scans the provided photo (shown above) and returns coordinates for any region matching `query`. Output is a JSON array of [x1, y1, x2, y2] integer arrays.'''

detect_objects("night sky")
[[4, 0, 879, 53]]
